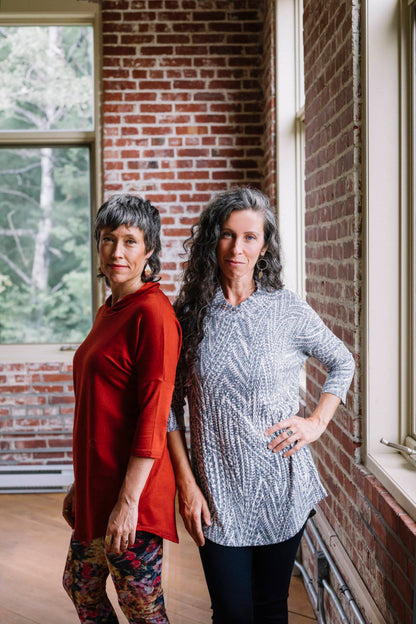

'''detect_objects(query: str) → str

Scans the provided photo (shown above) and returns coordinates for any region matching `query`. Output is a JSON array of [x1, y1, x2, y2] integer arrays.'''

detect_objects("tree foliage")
[[0, 26, 94, 344]]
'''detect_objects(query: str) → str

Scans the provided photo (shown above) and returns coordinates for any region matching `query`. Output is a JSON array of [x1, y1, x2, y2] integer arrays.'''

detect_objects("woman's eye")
[[221, 231, 232, 238], [246, 235, 256, 241], [126, 239, 136, 245]]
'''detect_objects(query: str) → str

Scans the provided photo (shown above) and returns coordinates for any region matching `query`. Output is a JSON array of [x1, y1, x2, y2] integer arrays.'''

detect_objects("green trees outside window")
[[0, 25, 94, 344]]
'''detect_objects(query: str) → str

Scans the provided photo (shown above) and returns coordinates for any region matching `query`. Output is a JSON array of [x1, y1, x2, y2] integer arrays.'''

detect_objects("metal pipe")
[[307, 519, 367, 624], [293, 559, 318, 608], [317, 585, 327, 624], [322, 579, 351, 624]]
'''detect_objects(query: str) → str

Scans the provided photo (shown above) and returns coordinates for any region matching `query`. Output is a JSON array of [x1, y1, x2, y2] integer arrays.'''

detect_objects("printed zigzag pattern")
[[171, 287, 355, 547]]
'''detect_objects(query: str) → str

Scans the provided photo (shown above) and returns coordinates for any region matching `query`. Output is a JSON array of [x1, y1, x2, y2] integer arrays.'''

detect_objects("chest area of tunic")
[[196, 304, 303, 390], [74, 311, 141, 387]]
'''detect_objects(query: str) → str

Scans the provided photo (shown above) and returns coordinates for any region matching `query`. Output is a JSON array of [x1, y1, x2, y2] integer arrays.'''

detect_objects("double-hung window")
[[364, 0, 416, 520], [0, 0, 101, 356]]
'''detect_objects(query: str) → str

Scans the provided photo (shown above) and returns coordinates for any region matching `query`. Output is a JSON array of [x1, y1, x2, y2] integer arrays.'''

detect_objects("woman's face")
[[216, 209, 267, 282], [98, 224, 153, 295]]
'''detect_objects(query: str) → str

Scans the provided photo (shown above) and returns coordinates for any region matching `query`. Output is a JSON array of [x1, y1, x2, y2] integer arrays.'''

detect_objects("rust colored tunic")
[[72, 282, 181, 543]]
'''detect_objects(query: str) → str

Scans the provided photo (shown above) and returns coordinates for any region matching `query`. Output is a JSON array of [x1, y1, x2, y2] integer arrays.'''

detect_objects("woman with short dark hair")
[[168, 187, 354, 624], [63, 194, 181, 624]]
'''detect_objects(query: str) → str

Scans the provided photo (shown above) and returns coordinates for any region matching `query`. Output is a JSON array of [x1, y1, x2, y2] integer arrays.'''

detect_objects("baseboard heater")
[[0, 464, 74, 493]]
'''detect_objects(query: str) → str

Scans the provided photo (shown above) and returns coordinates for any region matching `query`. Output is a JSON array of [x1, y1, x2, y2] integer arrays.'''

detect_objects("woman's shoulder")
[[260, 286, 304, 307], [135, 283, 180, 327]]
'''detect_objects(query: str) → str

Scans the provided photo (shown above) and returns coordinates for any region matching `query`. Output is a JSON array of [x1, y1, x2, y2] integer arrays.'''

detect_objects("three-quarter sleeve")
[[294, 297, 355, 404], [131, 300, 181, 458], [167, 372, 187, 432]]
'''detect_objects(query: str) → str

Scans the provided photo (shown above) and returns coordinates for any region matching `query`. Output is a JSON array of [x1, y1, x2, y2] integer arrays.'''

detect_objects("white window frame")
[[275, 0, 305, 299], [276, 0, 306, 392], [409, 2, 416, 441], [0, 0, 102, 363], [364, 0, 416, 520]]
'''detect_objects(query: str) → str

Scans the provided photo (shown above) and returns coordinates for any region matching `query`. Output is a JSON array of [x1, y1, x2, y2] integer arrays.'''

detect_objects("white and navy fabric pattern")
[[168, 287, 355, 547]]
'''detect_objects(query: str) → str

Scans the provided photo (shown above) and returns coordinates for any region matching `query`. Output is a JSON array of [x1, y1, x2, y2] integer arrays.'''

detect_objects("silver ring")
[[287, 429, 294, 437]]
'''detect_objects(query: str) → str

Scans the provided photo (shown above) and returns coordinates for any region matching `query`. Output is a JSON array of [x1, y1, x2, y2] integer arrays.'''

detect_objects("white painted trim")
[[0, 344, 76, 363], [0, 0, 99, 16], [275, 0, 305, 297], [363, 0, 416, 519]]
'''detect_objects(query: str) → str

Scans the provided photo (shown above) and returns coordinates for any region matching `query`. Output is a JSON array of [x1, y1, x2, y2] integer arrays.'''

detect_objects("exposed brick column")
[[101, 0, 265, 296]]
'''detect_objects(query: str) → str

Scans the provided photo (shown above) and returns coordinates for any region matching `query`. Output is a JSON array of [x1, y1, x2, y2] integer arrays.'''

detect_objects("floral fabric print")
[[63, 531, 169, 624]]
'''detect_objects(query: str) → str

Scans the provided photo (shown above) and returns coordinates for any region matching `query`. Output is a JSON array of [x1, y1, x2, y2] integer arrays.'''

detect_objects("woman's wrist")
[[310, 393, 341, 428], [118, 493, 140, 508]]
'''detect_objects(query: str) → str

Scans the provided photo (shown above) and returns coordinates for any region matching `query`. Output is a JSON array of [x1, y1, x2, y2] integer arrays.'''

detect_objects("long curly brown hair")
[[174, 187, 284, 383]]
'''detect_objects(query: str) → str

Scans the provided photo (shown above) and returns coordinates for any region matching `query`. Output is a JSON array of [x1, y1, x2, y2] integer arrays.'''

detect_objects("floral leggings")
[[63, 531, 169, 624]]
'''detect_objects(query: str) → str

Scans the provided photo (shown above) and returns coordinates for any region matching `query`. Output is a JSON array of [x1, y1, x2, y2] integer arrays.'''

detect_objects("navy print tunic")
[[169, 287, 355, 547]]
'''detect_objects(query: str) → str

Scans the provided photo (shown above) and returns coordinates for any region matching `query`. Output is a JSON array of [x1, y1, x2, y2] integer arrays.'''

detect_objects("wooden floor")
[[0, 493, 316, 624]]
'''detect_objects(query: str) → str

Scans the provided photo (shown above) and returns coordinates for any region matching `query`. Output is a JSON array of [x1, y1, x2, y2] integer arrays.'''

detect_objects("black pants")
[[199, 525, 305, 624]]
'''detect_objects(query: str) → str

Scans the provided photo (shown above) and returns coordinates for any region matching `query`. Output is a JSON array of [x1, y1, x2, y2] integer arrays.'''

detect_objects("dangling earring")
[[144, 263, 151, 277], [256, 257, 268, 279]]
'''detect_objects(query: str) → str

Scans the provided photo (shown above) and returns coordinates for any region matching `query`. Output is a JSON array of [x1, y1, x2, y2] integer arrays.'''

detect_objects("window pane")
[[0, 146, 92, 343], [0, 26, 94, 131]]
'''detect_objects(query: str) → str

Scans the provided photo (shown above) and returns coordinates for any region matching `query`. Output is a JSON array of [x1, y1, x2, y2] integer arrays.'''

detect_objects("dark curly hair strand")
[[174, 187, 284, 382]]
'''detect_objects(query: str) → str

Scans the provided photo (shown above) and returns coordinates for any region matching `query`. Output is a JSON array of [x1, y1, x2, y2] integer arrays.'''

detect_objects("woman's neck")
[[220, 276, 256, 307], [110, 279, 143, 306]]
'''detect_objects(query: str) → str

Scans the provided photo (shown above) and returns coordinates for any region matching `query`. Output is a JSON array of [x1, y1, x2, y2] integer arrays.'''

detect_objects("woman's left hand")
[[104, 499, 138, 555], [104, 456, 154, 555], [264, 393, 341, 458], [264, 414, 326, 457]]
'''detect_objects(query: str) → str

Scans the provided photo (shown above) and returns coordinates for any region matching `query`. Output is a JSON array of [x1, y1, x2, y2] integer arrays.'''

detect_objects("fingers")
[[201, 499, 212, 529], [182, 510, 204, 546], [181, 503, 211, 547], [62, 496, 74, 527], [105, 533, 129, 554], [264, 415, 309, 457], [266, 426, 297, 453], [62, 506, 75, 528], [283, 439, 306, 458]]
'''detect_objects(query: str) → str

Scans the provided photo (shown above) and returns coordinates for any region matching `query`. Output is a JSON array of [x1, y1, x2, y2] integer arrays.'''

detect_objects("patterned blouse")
[[168, 287, 355, 547]]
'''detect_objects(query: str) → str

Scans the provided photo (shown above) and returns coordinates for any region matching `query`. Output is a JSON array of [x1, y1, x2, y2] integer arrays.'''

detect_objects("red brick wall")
[[303, 1, 415, 622], [102, 0, 266, 296], [0, 362, 73, 464], [2, 0, 267, 466]]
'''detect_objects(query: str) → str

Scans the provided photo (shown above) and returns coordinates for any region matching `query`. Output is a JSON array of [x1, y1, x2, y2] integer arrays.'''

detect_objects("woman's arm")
[[167, 429, 211, 546], [264, 392, 341, 457], [105, 455, 154, 554]]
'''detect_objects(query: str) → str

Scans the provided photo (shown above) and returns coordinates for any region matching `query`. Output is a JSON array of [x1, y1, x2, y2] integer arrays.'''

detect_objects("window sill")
[[0, 344, 77, 364], [366, 451, 416, 521]]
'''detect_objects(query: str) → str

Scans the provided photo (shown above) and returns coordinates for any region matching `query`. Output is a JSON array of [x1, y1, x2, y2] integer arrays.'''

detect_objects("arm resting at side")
[[167, 429, 211, 546], [105, 455, 155, 554]]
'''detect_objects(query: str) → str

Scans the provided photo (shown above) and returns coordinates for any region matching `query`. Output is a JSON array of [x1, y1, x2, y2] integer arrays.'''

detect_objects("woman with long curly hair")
[[167, 187, 354, 624]]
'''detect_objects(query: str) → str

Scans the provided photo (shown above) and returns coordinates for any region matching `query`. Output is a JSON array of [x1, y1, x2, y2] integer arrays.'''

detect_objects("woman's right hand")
[[62, 482, 75, 529], [178, 481, 211, 547]]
